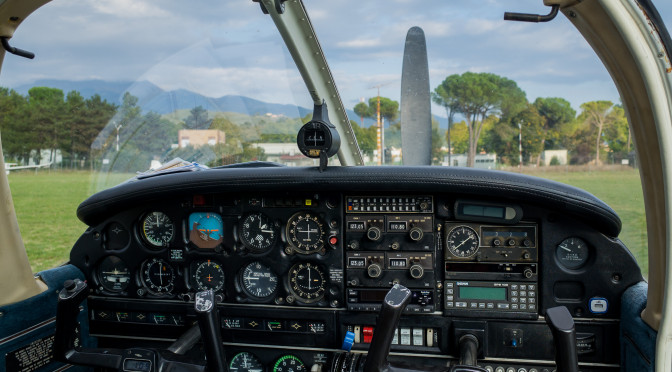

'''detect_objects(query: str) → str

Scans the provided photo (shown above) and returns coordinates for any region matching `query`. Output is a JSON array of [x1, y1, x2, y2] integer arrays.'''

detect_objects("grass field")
[[7, 168, 649, 276]]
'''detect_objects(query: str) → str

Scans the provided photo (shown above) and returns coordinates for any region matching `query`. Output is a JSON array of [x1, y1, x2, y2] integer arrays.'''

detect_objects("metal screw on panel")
[[286, 295, 295, 304], [285, 247, 293, 255]]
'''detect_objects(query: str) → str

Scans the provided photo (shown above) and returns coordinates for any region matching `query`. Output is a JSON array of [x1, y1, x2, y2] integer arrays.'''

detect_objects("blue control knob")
[[342, 331, 355, 351]]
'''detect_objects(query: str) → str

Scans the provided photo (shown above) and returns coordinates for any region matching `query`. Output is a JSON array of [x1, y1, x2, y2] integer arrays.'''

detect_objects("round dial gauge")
[[286, 212, 325, 253], [141, 212, 174, 248], [556, 237, 590, 269], [141, 258, 175, 295], [193, 260, 225, 292], [229, 352, 264, 372], [97, 256, 131, 293], [240, 261, 278, 299], [288, 262, 326, 303], [240, 213, 278, 253], [273, 355, 305, 372], [446, 226, 480, 258], [188, 212, 224, 249]]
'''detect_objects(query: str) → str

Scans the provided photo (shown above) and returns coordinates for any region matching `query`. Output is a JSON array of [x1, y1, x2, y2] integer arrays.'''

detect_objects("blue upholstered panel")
[[620, 281, 656, 372], [0, 264, 95, 372]]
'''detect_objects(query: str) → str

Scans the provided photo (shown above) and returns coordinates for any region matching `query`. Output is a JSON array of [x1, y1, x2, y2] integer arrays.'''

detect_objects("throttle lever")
[[362, 284, 412, 372], [195, 290, 227, 372]]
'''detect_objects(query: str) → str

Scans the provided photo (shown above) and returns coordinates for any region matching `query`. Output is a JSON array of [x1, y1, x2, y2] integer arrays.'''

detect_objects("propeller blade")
[[400, 26, 432, 166]]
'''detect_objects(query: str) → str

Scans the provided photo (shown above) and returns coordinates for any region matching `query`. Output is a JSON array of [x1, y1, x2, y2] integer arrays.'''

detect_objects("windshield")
[[1, 1, 670, 276]]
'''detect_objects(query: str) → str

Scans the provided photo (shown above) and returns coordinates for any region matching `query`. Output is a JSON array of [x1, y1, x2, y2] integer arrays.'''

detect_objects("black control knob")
[[367, 263, 383, 278], [409, 264, 424, 279], [524, 267, 534, 278], [408, 227, 423, 241], [367, 227, 382, 241]]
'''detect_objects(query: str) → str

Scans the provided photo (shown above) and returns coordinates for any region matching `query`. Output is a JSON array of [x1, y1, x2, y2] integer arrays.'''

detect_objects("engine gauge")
[[288, 262, 326, 303], [141, 258, 175, 295], [239, 261, 278, 299], [188, 212, 224, 249], [239, 212, 278, 253], [273, 355, 305, 372], [192, 259, 225, 292], [556, 237, 590, 269], [446, 226, 480, 258], [286, 212, 326, 254], [141, 211, 174, 248], [229, 352, 264, 372], [97, 255, 131, 293]]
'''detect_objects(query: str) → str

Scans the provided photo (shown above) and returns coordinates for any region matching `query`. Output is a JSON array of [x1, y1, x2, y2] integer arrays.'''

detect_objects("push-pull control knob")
[[367, 227, 382, 241], [409, 227, 423, 241], [367, 263, 383, 278], [409, 264, 424, 279]]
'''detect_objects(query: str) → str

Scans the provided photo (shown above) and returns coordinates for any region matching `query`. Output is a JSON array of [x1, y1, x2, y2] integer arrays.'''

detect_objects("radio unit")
[[347, 251, 434, 288], [444, 280, 537, 319], [348, 288, 435, 313]]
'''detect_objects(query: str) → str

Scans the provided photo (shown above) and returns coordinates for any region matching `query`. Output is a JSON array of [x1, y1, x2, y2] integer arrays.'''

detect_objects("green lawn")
[[527, 168, 648, 276], [7, 168, 649, 276]]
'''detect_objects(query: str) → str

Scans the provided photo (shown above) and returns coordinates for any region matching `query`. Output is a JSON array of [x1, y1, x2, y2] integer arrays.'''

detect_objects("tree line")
[[353, 71, 631, 167], [0, 87, 117, 168]]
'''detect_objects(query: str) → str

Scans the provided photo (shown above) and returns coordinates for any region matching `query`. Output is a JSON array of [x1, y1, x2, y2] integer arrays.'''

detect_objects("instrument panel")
[[70, 170, 643, 372]]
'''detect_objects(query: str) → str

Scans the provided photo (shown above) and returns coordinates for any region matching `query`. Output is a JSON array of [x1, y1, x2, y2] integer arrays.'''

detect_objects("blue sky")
[[2, 0, 671, 116]]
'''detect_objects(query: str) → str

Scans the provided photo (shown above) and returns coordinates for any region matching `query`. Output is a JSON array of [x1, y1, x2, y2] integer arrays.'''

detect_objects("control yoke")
[[54, 279, 218, 372], [363, 284, 487, 372]]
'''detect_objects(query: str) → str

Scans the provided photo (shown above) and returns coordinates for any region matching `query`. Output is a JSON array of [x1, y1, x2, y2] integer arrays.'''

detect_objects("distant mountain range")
[[13, 79, 448, 128]]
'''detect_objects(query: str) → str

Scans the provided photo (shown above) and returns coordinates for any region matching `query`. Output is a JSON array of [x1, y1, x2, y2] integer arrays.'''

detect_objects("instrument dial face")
[[97, 256, 131, 293], [141, 258, 175, 295], [288, 262, 325, 303], [188, 212, 224, 249], [193, 260, 225, 292], [556, 237, 590, 269], [229, 352, 264, 372], [240, 213, 277, 253], [286, 212, 325, 253], [447, 226, 480, 258], [273, 355, 305, 372], [240, 261, 278, 299], [141, 212, 174, 248]]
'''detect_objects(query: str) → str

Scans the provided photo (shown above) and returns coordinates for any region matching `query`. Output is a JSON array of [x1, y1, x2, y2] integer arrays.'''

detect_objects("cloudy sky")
[[2, 0, 671, 116]]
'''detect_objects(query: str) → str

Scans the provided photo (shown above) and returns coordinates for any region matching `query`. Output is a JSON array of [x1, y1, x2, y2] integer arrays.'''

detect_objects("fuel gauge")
[[556, 237, 590, 269]]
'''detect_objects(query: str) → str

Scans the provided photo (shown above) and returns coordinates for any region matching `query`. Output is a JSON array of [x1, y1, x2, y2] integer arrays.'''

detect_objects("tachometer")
[[141, 211, 174, 248], [188, 212, 224, 249], [239, 261, 278, 299], [288, 262, 325, 303], [192, 259, 225, 292], [446, 226, 479, 258], [239, 212, 278, 253], [97, 256, 131, 293], [273, 355, 305, 372], [229, 352, 264, 372], [286, 212, 325, 254], [141, 258, 175, 295]]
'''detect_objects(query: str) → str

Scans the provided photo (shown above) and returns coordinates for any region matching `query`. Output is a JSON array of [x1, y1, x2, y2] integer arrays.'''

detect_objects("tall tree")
[[434, 72, 526, 167], [26, 87, 65, 164], [533, 97, 576, 164], [578, 100, 614, 165], [603, 105, 630, 156], [185, 105, 211, 129], [350, 120, 376, 156]]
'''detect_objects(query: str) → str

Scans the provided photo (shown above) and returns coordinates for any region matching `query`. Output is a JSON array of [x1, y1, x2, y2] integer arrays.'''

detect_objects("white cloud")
[[87, 0, 171, 18], [337, 38, 383, 48]]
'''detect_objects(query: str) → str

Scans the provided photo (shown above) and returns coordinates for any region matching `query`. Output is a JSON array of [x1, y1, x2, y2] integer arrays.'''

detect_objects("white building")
[[443, 153, 497, 169], [542, 149, 568, 166]]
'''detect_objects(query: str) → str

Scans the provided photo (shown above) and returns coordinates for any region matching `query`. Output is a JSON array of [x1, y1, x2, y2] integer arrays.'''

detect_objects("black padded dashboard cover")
[[77, 166, 621, 237]]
